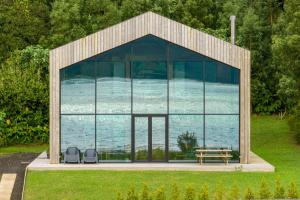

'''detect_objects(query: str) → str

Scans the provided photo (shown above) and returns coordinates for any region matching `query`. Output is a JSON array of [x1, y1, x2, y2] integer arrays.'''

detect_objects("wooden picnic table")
[[195, 149, 233, 165]]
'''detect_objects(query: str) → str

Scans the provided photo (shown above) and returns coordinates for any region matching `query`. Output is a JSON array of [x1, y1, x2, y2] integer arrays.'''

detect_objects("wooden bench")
[[195, 149, 233, 165]]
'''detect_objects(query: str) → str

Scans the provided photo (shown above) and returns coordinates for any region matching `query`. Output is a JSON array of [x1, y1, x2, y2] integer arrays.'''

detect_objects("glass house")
[[49, 12, 250, 164]]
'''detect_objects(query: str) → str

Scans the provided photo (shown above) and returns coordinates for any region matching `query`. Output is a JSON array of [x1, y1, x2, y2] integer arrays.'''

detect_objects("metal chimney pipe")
[[230, 15, 236, 44]]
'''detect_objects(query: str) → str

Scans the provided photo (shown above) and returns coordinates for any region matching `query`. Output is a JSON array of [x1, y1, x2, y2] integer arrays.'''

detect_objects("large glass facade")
[[60, 35, 240, 162]]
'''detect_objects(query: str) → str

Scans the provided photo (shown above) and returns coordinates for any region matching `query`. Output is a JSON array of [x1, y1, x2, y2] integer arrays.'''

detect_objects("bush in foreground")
[[117, 179, 299, 200]]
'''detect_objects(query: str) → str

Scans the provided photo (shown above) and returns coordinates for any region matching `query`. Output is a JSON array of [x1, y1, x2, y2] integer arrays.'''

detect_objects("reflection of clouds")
[[61, 115, 239, 153], [61, 79, 239, 114], [60, 79, 239, 153], [133, 79, 168, 113], [205, 82, 239, 114], [61, 115, 95, 152]]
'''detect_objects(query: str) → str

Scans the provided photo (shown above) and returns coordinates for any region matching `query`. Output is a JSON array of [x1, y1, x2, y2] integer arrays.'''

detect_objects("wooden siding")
[[49, 11, 251, 164]]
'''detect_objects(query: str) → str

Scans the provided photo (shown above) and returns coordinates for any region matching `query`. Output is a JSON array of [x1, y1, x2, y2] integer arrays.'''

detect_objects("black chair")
[[83, 149, 98, 163], [63, 147, 81, 163]]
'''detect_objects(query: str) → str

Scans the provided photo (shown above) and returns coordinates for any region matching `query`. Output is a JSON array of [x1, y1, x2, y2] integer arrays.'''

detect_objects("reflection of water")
[[60, 78, 239, 152]]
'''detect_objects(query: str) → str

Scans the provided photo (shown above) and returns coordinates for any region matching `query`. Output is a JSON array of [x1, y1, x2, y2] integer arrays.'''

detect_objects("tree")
[[43, 0, 121, 48], [0, 0, 50, 62], [181, 0, 214, 29], [177, 131, 198, 154], [271, 0, 300, 139], [0, 45, 49, 145], [258, 179, 271, 199]]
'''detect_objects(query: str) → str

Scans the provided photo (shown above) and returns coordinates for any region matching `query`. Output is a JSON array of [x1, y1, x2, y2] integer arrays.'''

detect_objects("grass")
[[0, 144, 48, 155], [23, 116, 300, 200]]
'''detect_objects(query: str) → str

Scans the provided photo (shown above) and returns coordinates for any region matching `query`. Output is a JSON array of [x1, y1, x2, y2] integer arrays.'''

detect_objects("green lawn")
[[23, 116, 300, 199], [0, 144, 48, 155]]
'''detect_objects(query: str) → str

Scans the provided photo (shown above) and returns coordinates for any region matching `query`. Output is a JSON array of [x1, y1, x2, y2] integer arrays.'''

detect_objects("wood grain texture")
[[49, 11, 251, 164]]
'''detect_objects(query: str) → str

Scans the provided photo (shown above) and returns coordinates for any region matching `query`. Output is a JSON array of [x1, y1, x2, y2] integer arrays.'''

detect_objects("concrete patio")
[[27, 151, 274, 172]]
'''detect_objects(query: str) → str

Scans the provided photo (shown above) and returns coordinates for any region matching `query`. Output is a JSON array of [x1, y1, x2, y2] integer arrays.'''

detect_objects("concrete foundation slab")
[[27, 151, 274, 172]]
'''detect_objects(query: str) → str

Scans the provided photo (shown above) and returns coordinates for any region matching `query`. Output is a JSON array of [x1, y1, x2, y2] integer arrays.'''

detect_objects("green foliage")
[[43, 0, 121, 48], [258, 179, 271, 199], [199, 184, 209, 200], [287, 182, 299, 199], [126, 187, 139, 200], [277, 75, 298, 115], [214, 182, 225, 200], [228, 184, 239, 200], [274, 178, 285, 199], [0, 112, 7, 146], [184, 185, 195, 200], [0, 45, 49, 146], [177, 131, 198, 154], [0, 0, 50, 62], [171, 183, 180, 200], [154, 187, 166, 200], [140, 185, 151, 200], [244, 188, 255, 200], [289, 102, 300, 144], [117, 192, 124, 200]]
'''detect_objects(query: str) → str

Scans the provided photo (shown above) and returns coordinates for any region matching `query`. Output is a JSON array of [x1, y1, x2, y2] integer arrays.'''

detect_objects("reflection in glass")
[[131, 35, 167, 61], [59, 35, 241, 163], [61, 115, 95, 152], [205, 115, 239, 160], [97, 115, 131, 161], [132, 61, 167, 114], [96, 62, 131, 114], [152, 117, 165, 161], [135, 117, 148, 161], [169, 62, 204, 113], [60, 62, 95, 114], [169, 115, 203, 161], [205, 62, 239, 114]]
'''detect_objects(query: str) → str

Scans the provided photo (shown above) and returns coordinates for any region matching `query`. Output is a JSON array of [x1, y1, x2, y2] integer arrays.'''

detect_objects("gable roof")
[[50, 11, 250, 70]]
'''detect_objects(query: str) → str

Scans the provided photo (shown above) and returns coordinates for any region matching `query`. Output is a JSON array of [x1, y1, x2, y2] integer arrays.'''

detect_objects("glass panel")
[[60, 115, 95, 153], [205, 62, 240, 114], [131, 35, 167, 61], [169, 115, 203, 161], [169, 62, 204, 113], [169, 42, 206, 61], [152, 117, 165, 161], [97, 115, 131, 161], [205, 115, 239, 160], [94, 42, 131, 62], [135, 117, 148, 161], [96, 62, 131, 113], [60, 61, 95, 114], [132, 61, 167, 114]]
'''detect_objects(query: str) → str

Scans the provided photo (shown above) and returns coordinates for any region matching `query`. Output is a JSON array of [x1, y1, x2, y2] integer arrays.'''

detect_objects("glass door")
[[134, 117, 149, 161], [132, 115, 167, 162]]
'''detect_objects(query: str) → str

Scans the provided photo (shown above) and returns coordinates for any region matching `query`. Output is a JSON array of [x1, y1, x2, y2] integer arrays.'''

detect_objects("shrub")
[[171, 184, 180, 200], [229, 184, 239, 200], [214, 182, 225, 200], [126, 187, 139, 200], [184, 185, 195, 200], [259, 179, 271, 199], [140, 185, 150, 200], [177, 131, 198, 154], [199, 184, 209, 200], [0, 46, 49, 145], [0, 112, 7, 146], [116, 192, 124, 200], [287, 182, 299, 199], [274, 178, 285, 199], [289, 102, 300, 144], [244, 188, 255, 200], [154, 187, 166, 200]]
